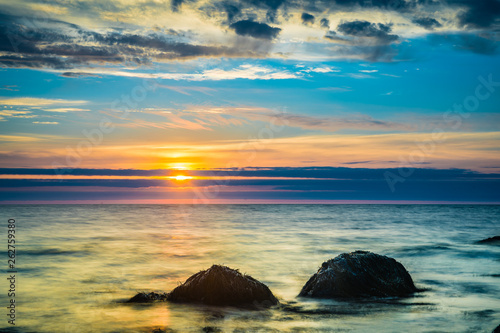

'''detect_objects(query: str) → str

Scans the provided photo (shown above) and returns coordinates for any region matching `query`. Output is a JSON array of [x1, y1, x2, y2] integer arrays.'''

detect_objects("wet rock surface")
[[167, 265, 278, 307], [299, 251, 418, 298], [126, 291, 168, 303], [477, 236, 500, 245]]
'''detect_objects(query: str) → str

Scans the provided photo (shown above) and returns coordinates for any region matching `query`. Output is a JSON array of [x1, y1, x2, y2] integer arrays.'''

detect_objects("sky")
[[0, 0, 499, 203]]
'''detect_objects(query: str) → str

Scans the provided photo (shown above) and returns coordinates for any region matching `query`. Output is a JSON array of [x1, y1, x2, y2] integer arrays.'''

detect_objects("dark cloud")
[[412, 17, 442, 30], [320, 18, 330, 29], [454, 0, 500, 28], [1, 167, 499, 202], [3, 166, 496, 180], [335, 0, 411, 10], [1, 0, 499, 67], [222, 2, 241, 22], [0, 13, 264, 69], [0, 168, 173, 176], [230, 20, 281, 39], [330, 20, 400, 61], [301, 12, 315, 25], [337, 20, 398, 43], [242, 0, 286, 22], [171, 0, 184, 11], [243, 0, 286, 11], [60, 72, 102, 78]]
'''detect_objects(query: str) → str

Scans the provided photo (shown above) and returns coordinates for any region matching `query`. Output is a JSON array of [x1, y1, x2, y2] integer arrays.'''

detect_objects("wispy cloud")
[[56, 64, 300, 81], [0, 135, 42, 142], [0, 110, 36, 121], [0, 97, 88, 106], [0, 85, 19, 91], [158, 85, 216, 96], [42, 108, 91, 112], [180, 105, 413, 132], [32, 121, 59, 125]]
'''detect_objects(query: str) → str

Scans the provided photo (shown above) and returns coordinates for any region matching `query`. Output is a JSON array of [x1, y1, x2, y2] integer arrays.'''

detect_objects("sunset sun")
[[172, 175, 193, 181]]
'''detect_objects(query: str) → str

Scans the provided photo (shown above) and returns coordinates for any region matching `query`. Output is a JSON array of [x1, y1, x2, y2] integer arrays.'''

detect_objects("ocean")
[[1, 204, 499, 333]]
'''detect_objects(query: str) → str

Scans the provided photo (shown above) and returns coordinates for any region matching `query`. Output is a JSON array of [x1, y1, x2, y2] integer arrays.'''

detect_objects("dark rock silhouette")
[[493, 324, 500, 333], [126, 291, 167, 303], [166, 265, 278, 307], [299, 251, 418, 298], [477, 236, 500, 245]]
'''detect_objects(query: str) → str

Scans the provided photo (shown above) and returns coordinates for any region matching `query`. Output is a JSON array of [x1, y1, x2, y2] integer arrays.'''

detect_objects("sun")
[[172, 175, 193, 181]]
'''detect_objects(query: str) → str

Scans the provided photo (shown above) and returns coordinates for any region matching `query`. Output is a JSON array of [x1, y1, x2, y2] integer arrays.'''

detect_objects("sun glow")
[[169, 163, 190, 170], [172, 175, 193, 181]]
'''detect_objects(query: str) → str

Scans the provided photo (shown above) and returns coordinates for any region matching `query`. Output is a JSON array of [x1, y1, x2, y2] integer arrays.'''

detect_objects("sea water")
[[0, 204, 499, 332]]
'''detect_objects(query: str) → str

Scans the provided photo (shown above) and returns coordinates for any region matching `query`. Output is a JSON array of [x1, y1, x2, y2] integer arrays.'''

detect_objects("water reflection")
[[1, 204, 499, 332]]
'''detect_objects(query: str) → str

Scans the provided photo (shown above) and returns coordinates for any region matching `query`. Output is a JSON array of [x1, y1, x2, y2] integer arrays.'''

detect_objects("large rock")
[[166, 265, 278, 307], [299, 251, 418, 298], [477, 236, 500, 245]]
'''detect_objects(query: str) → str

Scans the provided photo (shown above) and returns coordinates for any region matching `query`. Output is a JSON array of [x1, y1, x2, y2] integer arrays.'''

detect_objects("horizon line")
[[2, 199, 499, 205]]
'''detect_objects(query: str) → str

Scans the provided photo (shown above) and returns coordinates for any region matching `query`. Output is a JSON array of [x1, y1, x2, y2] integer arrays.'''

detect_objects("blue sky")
[[0, 0, 499, 203]]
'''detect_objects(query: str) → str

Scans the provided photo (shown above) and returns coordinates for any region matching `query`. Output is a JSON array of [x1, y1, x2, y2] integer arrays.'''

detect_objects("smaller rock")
[[493, 324, 500, 333], [126, 292, 167, 303], [477, 236, 500, 245]]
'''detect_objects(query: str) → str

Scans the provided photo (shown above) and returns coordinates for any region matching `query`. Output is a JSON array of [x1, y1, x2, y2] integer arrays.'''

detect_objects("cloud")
[[0, 97, 88, 106], [412, 17, 442, 30], [301, 12, 315, 25], [0, 85, 18, 91], [182, 105, 413, 132], [337, 20, 398, 43], [322, 20, 401, 61], [320, 18, 330, 29], [158, 85, 216, 96], [306, 66, 339, 73], [60, 72, 102, 78], [454, 0, 500, 28], [52, 64, 300, 81], [171, 0, 184, 12], [318, 86, 352, 92], [0, 13, 267, 70], [1, 167, 499, 203], [0, 135, 40, 142], [229, 20, 281, 39], [0, 0, 498, 69], [42, 108, 91, 112], [0, 110, 36, 121], [33, 121, 59, 125]]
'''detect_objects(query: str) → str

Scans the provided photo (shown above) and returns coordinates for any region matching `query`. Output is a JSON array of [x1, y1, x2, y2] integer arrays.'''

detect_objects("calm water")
[[1, 204, 499, 333]]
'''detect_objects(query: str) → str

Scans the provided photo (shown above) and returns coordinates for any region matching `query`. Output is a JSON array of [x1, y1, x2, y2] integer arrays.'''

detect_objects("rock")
[[299, 251, 418, 298], [493, 324, 500, 333], [126, 291, 168, 303], [166, 265, 278, 307], [477, 236, 500, 245]]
